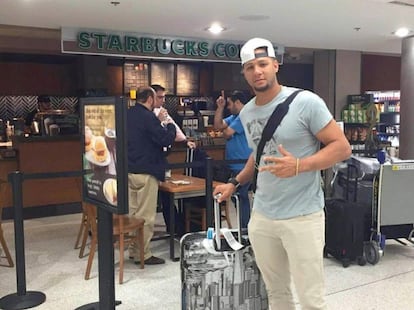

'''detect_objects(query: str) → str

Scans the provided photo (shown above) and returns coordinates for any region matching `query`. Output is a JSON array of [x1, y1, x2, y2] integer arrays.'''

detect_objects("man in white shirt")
[[151, 84, 195, 236], [151, 84, 195, 148]]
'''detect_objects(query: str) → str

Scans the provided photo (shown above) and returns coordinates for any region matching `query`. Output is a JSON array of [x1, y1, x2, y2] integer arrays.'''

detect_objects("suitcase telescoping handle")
[[213, 193, 242, 250], [346, 163, 359, 202], [185, 147, 194, 177]]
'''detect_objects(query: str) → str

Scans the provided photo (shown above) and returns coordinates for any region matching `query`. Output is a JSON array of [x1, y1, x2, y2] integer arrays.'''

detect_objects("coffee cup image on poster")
[[83, 104, 118, 206]]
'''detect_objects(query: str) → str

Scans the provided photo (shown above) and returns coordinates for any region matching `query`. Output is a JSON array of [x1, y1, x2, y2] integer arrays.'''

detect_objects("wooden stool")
[[185, 199, 232, 232], [74, 208, 89, 258], [82, 203, 145, 284], [0, 205, 14, 268]]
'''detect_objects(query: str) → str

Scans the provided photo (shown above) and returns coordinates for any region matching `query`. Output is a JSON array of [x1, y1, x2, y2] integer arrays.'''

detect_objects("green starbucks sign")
[[61, 28, 284, 63]]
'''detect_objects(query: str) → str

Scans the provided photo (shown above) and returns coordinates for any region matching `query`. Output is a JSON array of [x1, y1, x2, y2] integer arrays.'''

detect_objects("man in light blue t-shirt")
[[214, 90, 252, 228], [214, 38, 352, 310]]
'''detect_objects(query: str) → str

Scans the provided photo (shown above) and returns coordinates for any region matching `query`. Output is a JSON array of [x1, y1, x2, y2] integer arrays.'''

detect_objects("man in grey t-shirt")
[[214, 38, 351, 310]]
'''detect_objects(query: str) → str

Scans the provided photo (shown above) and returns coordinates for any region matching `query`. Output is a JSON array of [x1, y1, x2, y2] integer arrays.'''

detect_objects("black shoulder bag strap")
[[251, 89, 303, 193]]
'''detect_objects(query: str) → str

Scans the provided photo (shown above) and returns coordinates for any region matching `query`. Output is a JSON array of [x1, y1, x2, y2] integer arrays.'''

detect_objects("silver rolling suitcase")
[[180, 194, 268, 309]]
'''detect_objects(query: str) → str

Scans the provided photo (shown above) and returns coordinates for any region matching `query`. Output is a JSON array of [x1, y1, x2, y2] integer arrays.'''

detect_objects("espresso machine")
[[34, 110, 79, 136]]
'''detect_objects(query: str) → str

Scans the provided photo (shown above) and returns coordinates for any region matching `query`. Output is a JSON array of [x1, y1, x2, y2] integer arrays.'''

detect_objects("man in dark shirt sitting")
[[24, 95, 52, 132], [127, 86, 176, 265]]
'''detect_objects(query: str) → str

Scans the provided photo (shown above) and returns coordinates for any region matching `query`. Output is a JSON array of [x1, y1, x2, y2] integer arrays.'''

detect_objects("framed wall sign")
[[80, 96, 128, 214]]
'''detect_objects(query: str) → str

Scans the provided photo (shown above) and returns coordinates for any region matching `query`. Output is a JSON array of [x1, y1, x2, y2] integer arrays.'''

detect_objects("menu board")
[[151, 62, 174, 94], [80, 96, 128, 214], [176, 63, 199, 96]]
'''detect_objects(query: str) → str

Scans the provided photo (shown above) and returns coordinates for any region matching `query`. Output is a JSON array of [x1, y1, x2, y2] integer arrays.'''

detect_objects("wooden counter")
[[0, 158, 18, 208], [0, 135, 82, 209], [0, 137, 224, 214]]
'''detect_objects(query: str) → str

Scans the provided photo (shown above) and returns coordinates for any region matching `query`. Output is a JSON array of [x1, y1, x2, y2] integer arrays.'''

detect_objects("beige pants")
[[249, 209, 327, 310], [128, 173, 159, 260]]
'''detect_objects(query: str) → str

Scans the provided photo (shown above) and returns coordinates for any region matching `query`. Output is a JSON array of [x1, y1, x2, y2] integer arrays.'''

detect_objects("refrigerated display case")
[[342, 94, 377, 156], [365, 90, 400, 156]]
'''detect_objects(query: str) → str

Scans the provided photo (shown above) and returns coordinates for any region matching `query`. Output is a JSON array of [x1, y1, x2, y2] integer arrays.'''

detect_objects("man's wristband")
[[227, 177, 240, 189]]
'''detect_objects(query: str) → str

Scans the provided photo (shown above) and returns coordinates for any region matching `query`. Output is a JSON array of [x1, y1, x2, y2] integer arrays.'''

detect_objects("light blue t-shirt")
[[239, 86, 332, 219], [224, 114, 252, 172]]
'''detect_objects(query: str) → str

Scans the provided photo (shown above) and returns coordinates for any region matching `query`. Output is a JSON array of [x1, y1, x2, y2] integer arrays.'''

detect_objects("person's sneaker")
[[135, 256, 165, 265]]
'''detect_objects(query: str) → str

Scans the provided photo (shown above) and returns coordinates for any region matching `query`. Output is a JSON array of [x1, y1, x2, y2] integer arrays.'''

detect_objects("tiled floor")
[[1, 211, 414, 310]]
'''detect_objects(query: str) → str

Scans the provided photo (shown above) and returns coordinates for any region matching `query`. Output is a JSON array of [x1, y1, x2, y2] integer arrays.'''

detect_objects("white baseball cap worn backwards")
[[240, 38, 276, 65]]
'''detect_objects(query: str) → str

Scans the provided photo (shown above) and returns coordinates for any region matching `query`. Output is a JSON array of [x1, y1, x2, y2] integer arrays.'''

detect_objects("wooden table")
[[159, 174, 222, 260]]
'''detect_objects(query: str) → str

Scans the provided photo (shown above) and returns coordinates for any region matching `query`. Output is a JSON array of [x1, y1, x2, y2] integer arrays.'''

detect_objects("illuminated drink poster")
[[80, 97, 128, 214]]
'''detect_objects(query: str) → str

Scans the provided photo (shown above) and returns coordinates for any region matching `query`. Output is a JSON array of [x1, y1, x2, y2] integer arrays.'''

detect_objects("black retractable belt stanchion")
[[97, 208, 116, 309], [205, 157, 214, 228], [0, 171, 46, 310], [75, 208, 121, 310]]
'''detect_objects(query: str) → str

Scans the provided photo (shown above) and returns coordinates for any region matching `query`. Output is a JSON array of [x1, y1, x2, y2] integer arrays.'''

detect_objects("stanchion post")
[[75, 208, 119, 310], [0, 171, 46, 309], [11, 171, 26, 296], [205, 157, 214, 227], [97, 207, 116, 309]]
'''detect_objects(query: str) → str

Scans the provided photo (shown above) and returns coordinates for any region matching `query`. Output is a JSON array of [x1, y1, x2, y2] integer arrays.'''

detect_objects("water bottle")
[[377, 149, 386, 164]]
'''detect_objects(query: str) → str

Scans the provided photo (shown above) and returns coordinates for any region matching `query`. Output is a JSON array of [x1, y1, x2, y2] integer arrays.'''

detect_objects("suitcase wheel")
[[342, 258, 351, 268], [364, 241, 380, 265], [357, 256, 367, 266]]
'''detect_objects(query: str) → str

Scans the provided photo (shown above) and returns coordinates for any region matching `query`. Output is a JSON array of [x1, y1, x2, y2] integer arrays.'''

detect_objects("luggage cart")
[[365, 161, 414, 265], [330, 156, 379, 206]]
